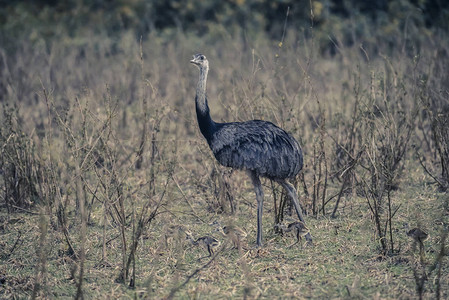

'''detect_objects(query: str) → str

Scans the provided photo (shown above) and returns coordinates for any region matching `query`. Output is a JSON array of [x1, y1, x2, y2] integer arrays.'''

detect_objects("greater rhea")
[[190, 54, 312, 246]]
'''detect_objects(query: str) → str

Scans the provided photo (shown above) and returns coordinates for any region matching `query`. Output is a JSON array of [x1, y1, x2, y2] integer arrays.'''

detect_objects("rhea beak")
[[190, 55, 200, 65]]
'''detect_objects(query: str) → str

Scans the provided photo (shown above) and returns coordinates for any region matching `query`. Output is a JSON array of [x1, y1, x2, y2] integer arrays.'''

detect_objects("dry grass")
[[0, 26, 448, 299], [0, 183, 447, 299]]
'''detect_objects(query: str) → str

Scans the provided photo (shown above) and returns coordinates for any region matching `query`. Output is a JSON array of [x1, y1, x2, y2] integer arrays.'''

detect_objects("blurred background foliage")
[[1, 0, 448, 54]]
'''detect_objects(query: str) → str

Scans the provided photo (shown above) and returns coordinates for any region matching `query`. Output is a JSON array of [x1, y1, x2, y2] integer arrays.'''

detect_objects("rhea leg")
[[278, 180, 313, 244], [249, 171, 264, 247]]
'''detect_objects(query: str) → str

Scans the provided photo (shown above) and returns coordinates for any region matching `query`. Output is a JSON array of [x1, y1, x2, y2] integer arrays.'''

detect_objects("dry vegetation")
[[1, 21, 449, 299]]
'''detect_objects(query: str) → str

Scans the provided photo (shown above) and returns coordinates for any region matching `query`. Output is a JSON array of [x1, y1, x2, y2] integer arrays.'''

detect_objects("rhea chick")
[[407, 227, 428, 245], [217, 224, 247, 249], [185, 231, 220, 259], [276, 221, 310, 247]]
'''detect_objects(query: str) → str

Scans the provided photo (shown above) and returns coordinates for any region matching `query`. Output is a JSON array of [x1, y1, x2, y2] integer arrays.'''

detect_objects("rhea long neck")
[[195, 64, 216, 142]]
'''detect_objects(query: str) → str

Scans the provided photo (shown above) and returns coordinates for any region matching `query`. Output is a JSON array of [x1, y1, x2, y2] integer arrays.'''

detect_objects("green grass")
[[1, 178, 447, 299]]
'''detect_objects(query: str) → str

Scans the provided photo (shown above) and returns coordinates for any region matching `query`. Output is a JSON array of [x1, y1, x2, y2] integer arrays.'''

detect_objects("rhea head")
[[190, 53, 209, 70]]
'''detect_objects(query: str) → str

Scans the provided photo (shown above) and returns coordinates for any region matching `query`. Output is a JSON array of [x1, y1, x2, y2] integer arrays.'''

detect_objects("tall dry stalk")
[[358, 61, 414, 255]]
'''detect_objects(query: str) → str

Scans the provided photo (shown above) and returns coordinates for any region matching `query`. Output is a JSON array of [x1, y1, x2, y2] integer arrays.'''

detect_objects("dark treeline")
[[1, 0, 448, 45]]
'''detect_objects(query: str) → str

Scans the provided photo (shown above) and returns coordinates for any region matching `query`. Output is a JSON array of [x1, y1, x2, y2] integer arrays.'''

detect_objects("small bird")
[[406, 227, 428, 245], [276, 221, 310, 247], [185, 231, 220, 259], [217, 224, 247, 249]]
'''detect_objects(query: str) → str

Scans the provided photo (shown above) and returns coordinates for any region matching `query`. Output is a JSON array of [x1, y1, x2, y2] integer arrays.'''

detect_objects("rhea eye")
[[200, 55, 204, 60]]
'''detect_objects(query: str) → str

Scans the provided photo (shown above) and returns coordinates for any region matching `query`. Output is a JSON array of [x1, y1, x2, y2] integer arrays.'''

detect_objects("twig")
[[416, 151, 446, 189], [5, 230, 22, 259], [171, 174, 206, 224]]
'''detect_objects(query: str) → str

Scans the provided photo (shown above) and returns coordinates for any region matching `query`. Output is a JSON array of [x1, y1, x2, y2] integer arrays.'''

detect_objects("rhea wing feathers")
[[210, 120, 303, 179]]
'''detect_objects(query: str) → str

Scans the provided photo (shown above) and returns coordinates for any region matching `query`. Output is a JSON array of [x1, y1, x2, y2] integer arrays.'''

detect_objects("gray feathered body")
[[209, 120, 303, 180]]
